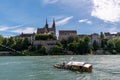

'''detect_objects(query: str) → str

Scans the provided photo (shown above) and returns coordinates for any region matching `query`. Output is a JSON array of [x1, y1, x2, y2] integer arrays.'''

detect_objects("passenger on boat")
[[62, 62, 65, 68]]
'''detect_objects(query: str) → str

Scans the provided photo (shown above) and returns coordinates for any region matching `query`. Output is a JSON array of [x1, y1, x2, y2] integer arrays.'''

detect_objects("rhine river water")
[[0, 55, 120, 80]]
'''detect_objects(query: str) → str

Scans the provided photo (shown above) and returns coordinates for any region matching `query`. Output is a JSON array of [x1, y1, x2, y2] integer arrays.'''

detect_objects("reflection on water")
[[0, 55, 120, 80]]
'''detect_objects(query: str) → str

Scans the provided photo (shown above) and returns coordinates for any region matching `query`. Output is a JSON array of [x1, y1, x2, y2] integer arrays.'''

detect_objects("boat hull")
[[53, 64, 92, 72]]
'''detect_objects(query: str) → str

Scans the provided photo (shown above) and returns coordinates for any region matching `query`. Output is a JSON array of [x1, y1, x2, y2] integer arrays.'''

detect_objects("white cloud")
[[43, 0, 59, 4], [56, 16, 73, 26], [78, 19, 92, 25], [8, 25, 24, 30], [0, 26, 9, 31], [91, 0, 120, 22], [0, 25, 24, 31], [12, 27, 36, 33]]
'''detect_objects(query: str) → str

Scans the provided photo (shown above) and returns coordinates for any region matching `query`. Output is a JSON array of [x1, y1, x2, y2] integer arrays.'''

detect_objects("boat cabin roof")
[[66, 61, 85, 66], [83, 64, 92, 68]]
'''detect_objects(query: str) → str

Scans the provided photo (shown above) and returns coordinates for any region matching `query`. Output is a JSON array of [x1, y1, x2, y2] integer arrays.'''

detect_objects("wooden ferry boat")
[[53, 61, 92, 72]]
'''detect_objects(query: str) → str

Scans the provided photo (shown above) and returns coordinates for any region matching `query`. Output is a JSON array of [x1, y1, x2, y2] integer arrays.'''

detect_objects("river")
[[0, 55, 120, 80]]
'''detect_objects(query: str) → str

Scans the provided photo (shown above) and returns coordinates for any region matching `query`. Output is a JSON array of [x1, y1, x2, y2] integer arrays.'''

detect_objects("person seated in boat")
[[62, 62, 65, 68]]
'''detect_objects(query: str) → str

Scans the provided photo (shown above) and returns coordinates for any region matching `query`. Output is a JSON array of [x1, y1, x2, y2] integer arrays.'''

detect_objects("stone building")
[[33, 40, 58, 49], [58, 30, 77, 40], [16, 33, 35, 44], [78, 34, 91, 39], [90, 33, 100, 44], [104, 32, 120, 39], [78, 33, 100, 45]]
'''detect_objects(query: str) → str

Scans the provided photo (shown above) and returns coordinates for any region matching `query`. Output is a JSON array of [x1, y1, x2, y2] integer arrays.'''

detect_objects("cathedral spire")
[[52, 18, 55, 28], [46, 19, 48, 24], [45, 18, 48, 28], [52, 18, 56, 35]]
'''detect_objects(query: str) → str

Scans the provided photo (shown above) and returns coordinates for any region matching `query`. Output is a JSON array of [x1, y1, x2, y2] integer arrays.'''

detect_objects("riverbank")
[[3, 51, 119, 56]]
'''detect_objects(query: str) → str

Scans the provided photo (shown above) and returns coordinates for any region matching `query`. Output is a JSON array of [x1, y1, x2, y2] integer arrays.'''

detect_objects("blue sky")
[[0, 0, 120, 37]]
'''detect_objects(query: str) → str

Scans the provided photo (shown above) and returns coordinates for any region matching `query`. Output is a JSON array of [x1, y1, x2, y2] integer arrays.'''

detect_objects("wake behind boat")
[[53, 61, 92, 72]]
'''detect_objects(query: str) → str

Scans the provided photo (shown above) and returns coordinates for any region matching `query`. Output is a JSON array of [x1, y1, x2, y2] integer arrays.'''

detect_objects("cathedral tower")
[[45, 19, 48, 29], [52, 18, 56, 35]]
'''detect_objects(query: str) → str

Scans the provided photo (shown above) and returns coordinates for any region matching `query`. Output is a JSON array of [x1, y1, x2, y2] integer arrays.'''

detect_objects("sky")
[[0, 0, 120, 37]]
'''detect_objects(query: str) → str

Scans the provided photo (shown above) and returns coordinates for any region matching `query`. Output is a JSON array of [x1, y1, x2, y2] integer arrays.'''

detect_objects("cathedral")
[[37, 19, 56, 35]]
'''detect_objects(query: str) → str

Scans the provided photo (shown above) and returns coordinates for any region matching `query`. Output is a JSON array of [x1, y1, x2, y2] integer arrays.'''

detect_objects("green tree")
[[35, 34, 56, 40], [74, 36, 80, 42], [107, 38, 120, 54], [55, 42, 63, 47], [83, 35, 90, 44], [21, 38, 30, 50], [60, 39, 68, 50], [83, 35, 90, 53], [28, 45, 36, 51], [48, 34, 56, 40], [7, 37, 14, 47], [68, 42, 77, 54], [114, 38, 120, 53], [2, 38, 8, 46], [107, 39, 116, 54], [100, 32, 105, 48], [35, 34, 48, 40], [93, 40, 99, 51], [39, 46, 47, 55], [13, 38, 23, 51], [67, 35, 80, 43], [0, 35, 3, 44], [77, 40, 85, 55], [50, 45, 63, 55], [67, 36, 75, 43]]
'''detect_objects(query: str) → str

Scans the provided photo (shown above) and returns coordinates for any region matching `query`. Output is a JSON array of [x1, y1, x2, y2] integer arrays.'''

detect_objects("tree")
[[67, 36, 75, 43], [7, 37, 14, 47], [21, 38, 30, 50], [93, 40, 99, 51], [48, 34, 56, 40], [35, 34, 56, 40], [55, 42, 63, 47], [114, 38, 120, 53], [77, 40, 85, 55], [107, 39, 115, 50], [2, 38, 8, 46], [39, 46, 47, 55], [0, 35, 3, 44], [83, 35, 90, 44], [28, 45, 36, 51], [100, 32, 105, 48], [50, 45, 63, 55], [68, 42, 77, 54], [13, 38, 23, 51], [60, 39, 68, 50], [83, 35, 90, 53], [74, 36, 80, 42], [67, 35, 80, 43], [35, 34, 48, 40], [107, 38, 120, 54]]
